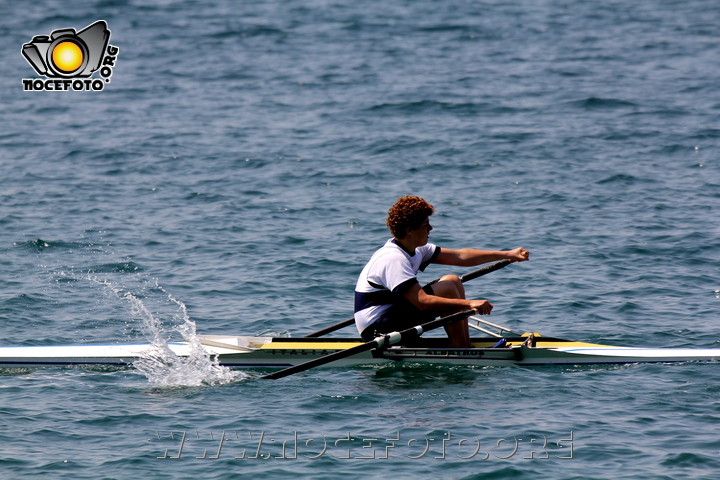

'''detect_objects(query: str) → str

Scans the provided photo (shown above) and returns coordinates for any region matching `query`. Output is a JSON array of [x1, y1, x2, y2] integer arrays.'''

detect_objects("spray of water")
[[58, 269, 245, 387], [127, 281, 244, 387]]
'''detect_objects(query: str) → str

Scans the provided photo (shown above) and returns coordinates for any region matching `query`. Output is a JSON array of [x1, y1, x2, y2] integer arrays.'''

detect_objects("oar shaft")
[[302, 260, 512, 338], [263, 309, 476, 380], [459, 259, 511, 283], [261, 342, 376, 380], [302, 321, 353, 338]]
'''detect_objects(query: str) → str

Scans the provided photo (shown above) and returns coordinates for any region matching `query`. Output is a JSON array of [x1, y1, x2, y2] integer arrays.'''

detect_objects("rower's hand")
[[469, 299, 493, 315], [507, 247, 530, 262]]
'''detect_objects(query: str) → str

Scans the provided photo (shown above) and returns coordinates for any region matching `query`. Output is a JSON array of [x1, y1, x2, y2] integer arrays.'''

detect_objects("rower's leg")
[[431, 275, 471, 348]]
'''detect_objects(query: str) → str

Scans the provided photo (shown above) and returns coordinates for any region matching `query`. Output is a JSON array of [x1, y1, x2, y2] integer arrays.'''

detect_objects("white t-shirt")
[[354, 239, 440, 334]]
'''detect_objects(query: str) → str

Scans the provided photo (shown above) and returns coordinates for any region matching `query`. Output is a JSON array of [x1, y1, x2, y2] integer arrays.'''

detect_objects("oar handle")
[[302, 260, 512, 338], [263, 310, 476, 380]]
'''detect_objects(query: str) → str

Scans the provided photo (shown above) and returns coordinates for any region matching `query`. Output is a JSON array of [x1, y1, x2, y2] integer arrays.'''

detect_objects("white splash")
[[127, 281, 244, 387], [61, 269, 244, 387]]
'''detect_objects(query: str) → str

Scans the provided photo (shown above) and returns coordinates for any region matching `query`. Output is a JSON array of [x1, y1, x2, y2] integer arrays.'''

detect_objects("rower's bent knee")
[[442, 275, 465, 298], [432, 275, 464, 299], [439, 274, 462, 286]]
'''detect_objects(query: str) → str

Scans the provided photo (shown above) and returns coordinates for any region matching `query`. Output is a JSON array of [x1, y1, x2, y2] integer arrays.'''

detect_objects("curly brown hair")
[[386, 196, 435, 238]]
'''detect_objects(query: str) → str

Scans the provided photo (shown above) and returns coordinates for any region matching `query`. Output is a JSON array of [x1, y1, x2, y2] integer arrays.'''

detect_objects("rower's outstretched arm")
[[434, 247, 529, 267]]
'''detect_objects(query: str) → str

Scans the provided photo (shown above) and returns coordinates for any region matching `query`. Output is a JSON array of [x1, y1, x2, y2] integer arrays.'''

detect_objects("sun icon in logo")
[[51, 41, 85, 73]]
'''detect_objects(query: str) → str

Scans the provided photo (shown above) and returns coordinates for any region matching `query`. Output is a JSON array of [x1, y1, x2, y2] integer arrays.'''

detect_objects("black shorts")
[[360, 284, 437, 341]]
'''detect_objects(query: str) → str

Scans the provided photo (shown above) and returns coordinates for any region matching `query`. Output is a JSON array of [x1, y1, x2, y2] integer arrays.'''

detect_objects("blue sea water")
[[1, 0, 720, 478]]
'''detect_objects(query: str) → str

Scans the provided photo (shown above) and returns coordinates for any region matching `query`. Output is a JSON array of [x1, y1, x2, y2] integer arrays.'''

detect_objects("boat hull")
[[1, 335, 718, 369]]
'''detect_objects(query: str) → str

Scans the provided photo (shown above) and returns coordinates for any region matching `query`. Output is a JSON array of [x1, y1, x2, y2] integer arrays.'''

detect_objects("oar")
[[302, 259, 512, 338], [262, 309, 476, 380]]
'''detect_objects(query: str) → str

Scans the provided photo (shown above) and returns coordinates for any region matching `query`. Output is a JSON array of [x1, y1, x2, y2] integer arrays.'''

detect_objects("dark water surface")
[[1, 0, 719, 478]]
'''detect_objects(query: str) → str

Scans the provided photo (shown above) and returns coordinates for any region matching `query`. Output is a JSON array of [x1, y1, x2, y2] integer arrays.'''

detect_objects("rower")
[[354, 195, 529, 348]]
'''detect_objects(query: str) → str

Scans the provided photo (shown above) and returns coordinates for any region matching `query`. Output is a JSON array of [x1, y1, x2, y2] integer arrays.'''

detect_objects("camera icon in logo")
[[22, 20, 110, 78]]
